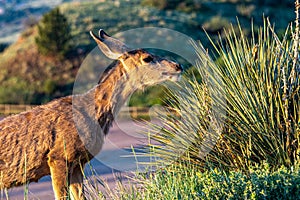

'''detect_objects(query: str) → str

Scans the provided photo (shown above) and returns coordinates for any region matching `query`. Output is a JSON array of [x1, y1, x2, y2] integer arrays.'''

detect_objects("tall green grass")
[[146, 18, 299, 171]]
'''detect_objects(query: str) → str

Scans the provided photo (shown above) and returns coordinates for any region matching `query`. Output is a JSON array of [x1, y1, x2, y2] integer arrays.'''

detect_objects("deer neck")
[[93, 59, 141, 133]]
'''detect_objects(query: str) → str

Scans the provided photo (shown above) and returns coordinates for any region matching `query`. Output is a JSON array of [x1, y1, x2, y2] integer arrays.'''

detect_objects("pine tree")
[[35, 8, 72, 57]]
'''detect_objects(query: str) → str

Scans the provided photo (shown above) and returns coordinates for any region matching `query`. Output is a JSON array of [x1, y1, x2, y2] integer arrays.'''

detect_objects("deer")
[[0, 29, 183, 199]]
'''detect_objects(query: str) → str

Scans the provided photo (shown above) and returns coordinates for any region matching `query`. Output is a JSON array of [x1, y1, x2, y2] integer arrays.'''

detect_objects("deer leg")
[[48, 159, 68, 200], [69, 165, 85, 200]]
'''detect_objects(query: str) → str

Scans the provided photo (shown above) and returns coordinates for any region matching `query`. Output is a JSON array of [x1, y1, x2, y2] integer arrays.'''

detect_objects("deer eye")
[[143, 56, 154, 63]]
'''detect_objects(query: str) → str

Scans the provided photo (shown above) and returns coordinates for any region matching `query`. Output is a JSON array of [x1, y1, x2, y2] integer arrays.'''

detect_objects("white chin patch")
[[170, 74, 181, 82]]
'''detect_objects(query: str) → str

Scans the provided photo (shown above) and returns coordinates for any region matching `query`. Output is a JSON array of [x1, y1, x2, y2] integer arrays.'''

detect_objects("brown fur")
[[0, 30, 182, 199]]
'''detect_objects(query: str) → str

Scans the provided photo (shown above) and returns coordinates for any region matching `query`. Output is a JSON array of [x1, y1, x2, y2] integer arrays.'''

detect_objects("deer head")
[[90, 29, 183, 87]]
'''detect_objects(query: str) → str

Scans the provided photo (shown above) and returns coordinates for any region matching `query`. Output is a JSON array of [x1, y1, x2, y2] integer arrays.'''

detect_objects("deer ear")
[[90, 29, 130, 59]]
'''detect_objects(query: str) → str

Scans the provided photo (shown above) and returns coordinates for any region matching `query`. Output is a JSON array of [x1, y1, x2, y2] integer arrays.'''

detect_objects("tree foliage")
[[35, 8, 72, 57]]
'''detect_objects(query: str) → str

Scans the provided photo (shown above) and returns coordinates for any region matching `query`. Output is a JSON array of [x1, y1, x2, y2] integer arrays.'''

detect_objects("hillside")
[[0, 0, 87, 44], [0, 0, 295, 105]]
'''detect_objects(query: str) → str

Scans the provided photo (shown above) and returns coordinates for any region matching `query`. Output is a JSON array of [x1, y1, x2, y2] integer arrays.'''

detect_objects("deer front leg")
[[48, 159, 68, 200], [69, 165, 85, 200]]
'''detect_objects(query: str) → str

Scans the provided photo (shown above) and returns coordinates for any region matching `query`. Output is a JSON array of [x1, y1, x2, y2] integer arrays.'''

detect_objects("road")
[[1, 119, 157, 199]]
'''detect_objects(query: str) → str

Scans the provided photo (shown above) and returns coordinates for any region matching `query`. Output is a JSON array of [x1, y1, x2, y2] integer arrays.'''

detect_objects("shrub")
[[0, 43, 9, 53], [0, 77, 35, 104], [43, 78, 57, 95], [145, 18, 300, 171], [35, 8, 72, 57], [236, 4, 256, 18], [116, 162, 300, 199], [202, 15, 231, 33]]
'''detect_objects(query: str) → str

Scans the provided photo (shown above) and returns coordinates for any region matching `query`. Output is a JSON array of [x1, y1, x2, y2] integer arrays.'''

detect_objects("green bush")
[[0, 43, 9, 53], [35, 8, 72, 57], [115, 162, 300, 200], [0, 77, 35, 104], [43, 78, 57, 95], [202, 15, 231, 33], [145, 18, 300, 170]]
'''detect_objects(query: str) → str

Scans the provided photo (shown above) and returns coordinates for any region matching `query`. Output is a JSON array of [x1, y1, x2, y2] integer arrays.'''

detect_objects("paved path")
[[1, 119, 156, 199]]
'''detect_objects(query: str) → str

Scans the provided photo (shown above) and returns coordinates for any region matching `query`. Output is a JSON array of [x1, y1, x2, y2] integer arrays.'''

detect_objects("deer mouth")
[[162, 71, 182, 81], [162, 72, 181, 76]]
